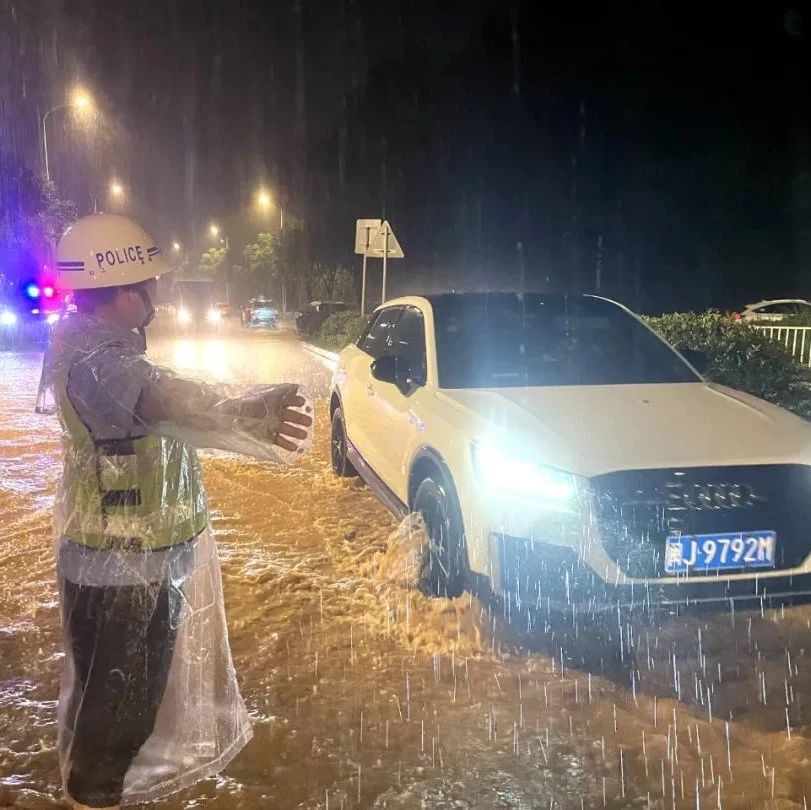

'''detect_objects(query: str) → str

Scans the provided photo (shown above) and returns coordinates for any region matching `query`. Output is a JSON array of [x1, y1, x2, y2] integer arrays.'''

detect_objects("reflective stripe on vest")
[[55, 366, 208, 551]]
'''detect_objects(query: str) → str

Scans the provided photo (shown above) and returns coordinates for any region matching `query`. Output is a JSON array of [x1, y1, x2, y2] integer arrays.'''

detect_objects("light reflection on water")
[[2, 335, 811, 807]]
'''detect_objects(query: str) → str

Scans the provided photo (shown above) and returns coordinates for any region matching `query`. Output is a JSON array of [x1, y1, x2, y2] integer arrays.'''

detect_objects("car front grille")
[[590, 465, 811, 578]]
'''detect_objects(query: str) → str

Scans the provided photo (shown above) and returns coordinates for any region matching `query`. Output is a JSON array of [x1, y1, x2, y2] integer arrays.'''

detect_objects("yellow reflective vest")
[[55, 360, 208, 551]]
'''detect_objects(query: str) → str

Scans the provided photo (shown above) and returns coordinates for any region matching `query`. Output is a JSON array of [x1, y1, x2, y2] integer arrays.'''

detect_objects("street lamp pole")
[[41, 103, 68, 183], [41, 90, 93, 183]]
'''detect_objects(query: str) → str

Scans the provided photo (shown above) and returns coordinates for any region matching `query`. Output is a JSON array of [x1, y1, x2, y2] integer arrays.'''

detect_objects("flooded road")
[[2, 325, 811, 808]]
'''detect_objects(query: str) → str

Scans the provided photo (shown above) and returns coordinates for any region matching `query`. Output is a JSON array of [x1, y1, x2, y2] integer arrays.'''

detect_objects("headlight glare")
[[472, 442, 577, 502]]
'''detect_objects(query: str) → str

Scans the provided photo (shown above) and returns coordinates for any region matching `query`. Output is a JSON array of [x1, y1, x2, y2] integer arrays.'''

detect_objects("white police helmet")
[[56, 213, 170, 290]]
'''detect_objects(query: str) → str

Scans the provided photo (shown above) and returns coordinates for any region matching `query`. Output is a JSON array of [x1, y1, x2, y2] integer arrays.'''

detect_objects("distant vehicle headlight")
[[177, 307, 192, 324], [472, 442, 577, 504], [0, 310, 17, 326], [206, 308, 221, 323], [46, 313, 59, 325]]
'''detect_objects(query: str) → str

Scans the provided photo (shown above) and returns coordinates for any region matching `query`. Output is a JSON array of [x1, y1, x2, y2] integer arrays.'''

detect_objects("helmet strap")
[[133, 284, 155, 351]]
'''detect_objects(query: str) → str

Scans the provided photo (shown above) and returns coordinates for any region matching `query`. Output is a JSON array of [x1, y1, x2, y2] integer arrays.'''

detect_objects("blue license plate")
[[664, 531, 776, 574]]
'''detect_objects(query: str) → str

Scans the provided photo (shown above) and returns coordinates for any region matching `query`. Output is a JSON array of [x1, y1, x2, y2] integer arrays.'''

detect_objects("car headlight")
[[472, 442, 578, 504], [0, 310, 17, 326], [206, 308, 221, 323], [176, 307, 192, 324]]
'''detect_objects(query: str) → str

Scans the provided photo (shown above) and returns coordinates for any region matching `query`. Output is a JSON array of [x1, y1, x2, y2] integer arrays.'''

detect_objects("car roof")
[[375, 291, 628, 312], [745, 299, 811, 309]]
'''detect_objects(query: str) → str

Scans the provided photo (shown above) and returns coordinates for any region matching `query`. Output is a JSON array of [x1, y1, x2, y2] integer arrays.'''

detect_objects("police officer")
[[38, 214, 311, 808]]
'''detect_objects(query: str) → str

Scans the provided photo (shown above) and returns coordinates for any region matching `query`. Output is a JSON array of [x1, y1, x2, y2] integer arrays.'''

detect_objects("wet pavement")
[[2, 323, 811, 808]]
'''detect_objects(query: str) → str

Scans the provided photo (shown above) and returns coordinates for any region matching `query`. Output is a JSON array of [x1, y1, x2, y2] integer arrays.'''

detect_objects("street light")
[[42, 86, 95, 183], [255, 187, 284, 230], [109, 180, 124, 198], [208, 224, 228, 249], [172, 241, 181, 252]]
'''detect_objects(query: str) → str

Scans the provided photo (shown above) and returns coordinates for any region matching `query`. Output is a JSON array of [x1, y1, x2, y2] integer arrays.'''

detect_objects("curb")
[[301, 342, 339, 366]]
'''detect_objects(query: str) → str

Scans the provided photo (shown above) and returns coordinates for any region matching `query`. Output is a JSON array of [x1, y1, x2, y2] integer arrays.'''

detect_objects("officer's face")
[[119, 278, 157, 329]]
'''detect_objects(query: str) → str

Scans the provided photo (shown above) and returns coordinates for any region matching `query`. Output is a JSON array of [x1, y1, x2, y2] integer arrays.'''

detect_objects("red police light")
[[43, 286, 55, 298]]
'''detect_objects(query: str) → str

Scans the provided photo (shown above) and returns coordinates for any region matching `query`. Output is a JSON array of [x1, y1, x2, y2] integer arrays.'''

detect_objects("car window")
[[388, 306, 427, 383], [757, 303, 797, 314], [359, 306, 403, 359], [431, 293, 699, 388]]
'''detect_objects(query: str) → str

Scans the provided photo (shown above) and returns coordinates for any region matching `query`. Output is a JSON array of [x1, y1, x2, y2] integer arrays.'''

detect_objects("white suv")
[[330, 293, 811, 610]]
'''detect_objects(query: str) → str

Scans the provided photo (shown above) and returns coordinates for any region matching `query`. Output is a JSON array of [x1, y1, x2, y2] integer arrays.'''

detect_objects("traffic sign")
[[367, 221, 404, 259], [355, 219, 382, 255], [355, 219, 404, 313]]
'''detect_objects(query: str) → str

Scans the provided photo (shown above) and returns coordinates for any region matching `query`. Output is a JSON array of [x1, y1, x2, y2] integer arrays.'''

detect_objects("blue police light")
[[25, 283, 40, 299]]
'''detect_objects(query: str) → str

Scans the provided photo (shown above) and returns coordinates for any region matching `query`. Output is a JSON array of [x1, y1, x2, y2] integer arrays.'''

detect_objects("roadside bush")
[[315, 311, 369, 350], [646, 311, 811, 419]]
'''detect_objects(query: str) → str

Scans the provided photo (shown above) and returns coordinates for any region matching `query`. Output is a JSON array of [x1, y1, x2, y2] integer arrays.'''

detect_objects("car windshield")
[[431, 293, 699, 389]]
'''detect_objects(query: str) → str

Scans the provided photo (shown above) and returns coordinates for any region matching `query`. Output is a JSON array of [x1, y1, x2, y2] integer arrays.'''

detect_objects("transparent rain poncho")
[[36, 313, 312, 807]]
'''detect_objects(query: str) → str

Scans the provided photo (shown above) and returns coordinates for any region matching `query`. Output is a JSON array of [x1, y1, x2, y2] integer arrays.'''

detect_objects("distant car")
[[174, 279, 220, 331], [214, 301, 233, 318], [735, 299, 811, 323], [296, 301, 351, 337], [331, 292, 811, 610], [243, 297, 278, 329]]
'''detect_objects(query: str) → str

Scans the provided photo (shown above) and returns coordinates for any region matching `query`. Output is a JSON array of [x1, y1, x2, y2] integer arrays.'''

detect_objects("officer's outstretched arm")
[[136, 371, 312, 456]]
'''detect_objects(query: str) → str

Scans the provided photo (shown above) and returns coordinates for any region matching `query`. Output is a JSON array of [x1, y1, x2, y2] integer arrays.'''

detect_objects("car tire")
[[413, 474, 468, 599], [331, 408, 357, 477]]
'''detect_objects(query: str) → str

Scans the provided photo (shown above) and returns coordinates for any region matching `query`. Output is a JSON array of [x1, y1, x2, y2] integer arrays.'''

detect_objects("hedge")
[[646, 311, 811, 418], [314, 311, 369, 351]]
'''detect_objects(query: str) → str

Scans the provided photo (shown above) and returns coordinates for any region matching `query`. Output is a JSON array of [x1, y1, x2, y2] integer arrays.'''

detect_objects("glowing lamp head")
[[25, 284, 40, 299], [43, 286, 54, 298], [71, 89, 92, 110]]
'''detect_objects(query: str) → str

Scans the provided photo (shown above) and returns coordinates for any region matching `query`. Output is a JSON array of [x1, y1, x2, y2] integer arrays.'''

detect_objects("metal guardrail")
[[755, 325, 811, 367]]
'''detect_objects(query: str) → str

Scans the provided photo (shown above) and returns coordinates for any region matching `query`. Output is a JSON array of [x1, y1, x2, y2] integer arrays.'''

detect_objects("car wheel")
[[331, 408, 357, 477], [413, 475, 468, 599]]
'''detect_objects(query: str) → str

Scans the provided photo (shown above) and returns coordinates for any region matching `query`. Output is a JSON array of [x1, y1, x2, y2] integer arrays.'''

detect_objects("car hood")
[[436, 383, 811, 478]]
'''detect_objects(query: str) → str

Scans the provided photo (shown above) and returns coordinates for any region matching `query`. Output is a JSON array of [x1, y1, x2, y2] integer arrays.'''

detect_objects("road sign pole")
[[382, 225, 389, 303], [361, 252, 368, 315]]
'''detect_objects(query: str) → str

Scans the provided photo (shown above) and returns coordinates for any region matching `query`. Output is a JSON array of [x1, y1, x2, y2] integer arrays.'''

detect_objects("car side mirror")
[[681, 347, 709, 373], [371, 354, 424, 393]]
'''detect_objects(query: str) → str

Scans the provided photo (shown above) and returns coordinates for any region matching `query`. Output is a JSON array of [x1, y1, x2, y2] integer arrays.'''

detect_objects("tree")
[[34, 179, 78, 248], [236, 232, 281, 299], [0, 170, 77, 256], [197, 247, 228, 279], [304, 261, 354, 303]]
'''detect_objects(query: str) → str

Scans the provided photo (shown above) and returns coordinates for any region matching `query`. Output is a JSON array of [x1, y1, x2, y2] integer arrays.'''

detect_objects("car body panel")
[[333, 293, 811, 607]]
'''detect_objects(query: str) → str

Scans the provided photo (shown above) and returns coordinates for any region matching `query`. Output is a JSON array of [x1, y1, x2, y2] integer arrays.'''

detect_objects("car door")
[[364, 305, 429, 501], [339, 306, 403, 469]]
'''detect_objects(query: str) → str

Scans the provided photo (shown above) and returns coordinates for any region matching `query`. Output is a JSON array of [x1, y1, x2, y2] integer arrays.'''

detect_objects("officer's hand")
[[262, 384, 312, 451]]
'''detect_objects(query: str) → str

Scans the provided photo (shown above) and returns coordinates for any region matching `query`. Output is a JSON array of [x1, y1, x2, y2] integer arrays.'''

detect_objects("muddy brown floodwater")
[[2, 328, 811, 808]]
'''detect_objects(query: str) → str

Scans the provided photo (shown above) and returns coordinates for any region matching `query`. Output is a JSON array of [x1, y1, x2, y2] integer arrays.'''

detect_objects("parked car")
[[330, 292, 811, 609], [735, 299, 811, 323], [296, 300, 351, 337], [242, 297, 278, 329]]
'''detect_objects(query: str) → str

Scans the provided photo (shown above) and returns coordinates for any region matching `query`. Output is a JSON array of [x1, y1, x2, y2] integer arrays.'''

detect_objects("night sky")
[[1, 1, 809, 312]]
